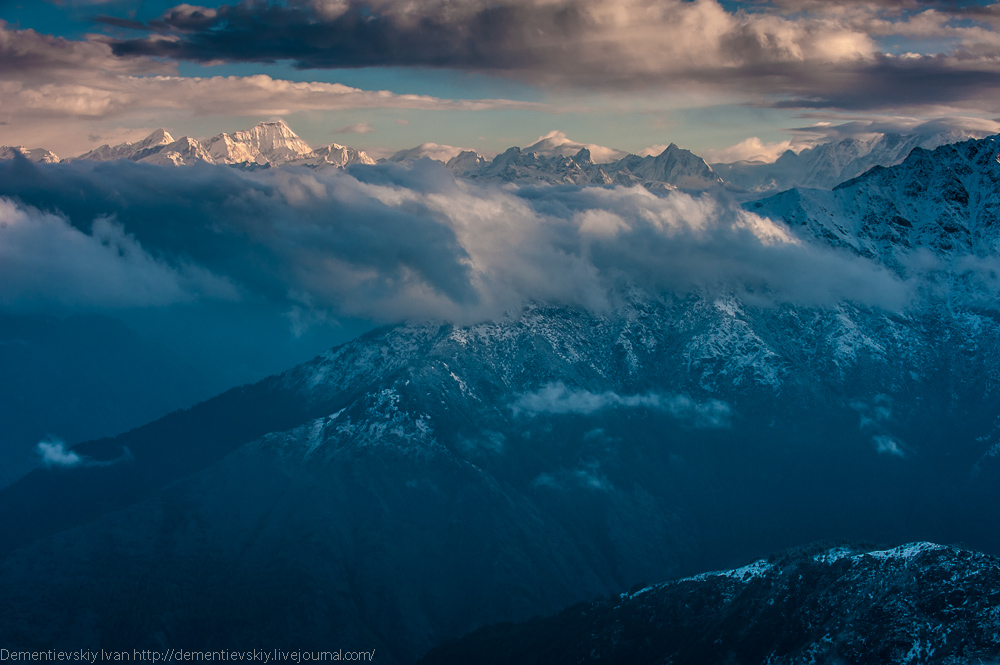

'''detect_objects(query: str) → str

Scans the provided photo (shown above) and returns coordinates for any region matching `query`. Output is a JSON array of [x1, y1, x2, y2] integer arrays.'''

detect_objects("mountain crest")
[[211, 120, 314, 165], [137, 128, 174, 148], [0, 146, 60, 163], [62, 120, 373, 170]]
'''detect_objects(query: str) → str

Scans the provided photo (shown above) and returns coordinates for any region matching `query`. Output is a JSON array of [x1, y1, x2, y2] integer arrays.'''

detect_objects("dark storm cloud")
[[96, 0, 1000, 109], [107, 1, 546, 70], [0, 157, 914, 323], [768, 55, 1000, 110], [93, 16, 150, 31], [0, 20, 170, 81]]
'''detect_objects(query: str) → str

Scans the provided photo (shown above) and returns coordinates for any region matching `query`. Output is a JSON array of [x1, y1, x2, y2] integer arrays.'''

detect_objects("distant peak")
[[256, 119, 295, 133], [141, 128, 174, 145]]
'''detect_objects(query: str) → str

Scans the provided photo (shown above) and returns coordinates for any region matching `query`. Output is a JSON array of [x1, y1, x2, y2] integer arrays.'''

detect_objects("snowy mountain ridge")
[[446, 142, 723, 190], [3, 122, 987, 194], [69, 120, 377, 169], [714, 130, 984, 193], [0, 145, 61, 163], [746, 134, 1000, 276]]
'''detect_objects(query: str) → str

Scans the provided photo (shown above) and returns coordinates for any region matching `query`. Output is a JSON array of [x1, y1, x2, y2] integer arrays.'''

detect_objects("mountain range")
[[3, 130, 1000, 662], [70, 121, 376, 169], [713, 130, 981, 193], [1, 121, 980, 193]]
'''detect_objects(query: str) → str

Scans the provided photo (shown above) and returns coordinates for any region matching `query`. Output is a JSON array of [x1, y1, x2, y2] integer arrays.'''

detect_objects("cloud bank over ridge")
[[0, 157, 913, 324]]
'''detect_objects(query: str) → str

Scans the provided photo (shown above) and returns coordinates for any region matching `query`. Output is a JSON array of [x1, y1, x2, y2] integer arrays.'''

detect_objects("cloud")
[[90, 0, 1000, 110], [0, 20, 171, 82], [36, 437, 134, 468], [37, 439, 82, 467], [0, 23, 539, 155], [4, 74, 531, 119], [388, 142, 472, 163], [851, 394, 908, 457], [0, 157, 917, 323], [873, 434, 906, 457], [534, 462, 611, 492], [513, 382, 732, 428], [103, 0, 878, 83], [788, 115, 1000, 144], [334, 122, 375, 134], [0, 194, 236, 310], [701, 137, 797, 164], [526, 131, 627, 163], [851, 394, 894, 431]]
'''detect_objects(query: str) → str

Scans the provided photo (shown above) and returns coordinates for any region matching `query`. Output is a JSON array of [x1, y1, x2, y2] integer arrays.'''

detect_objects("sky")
[[5, 0, 1000, 159]]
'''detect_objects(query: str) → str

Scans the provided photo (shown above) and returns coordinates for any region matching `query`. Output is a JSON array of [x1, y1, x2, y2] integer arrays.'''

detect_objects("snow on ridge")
[[69, 120, 375, 169], [683, 559, 775, 584], [811, 542, 948, 564], [863, 542, 947, 561]]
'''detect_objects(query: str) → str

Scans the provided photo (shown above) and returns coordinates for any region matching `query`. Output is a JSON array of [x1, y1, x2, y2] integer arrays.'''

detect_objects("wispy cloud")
[[701, 137, 797, 164], [37, 439, 82, 468], [512, 382, 732, 428], [36, 437, 134, 468], [334, 122, 375, 134], [0, 195, 236, 310]]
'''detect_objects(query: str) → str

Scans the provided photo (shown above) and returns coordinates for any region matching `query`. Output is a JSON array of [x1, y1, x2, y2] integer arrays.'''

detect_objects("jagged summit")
[[747, 133, 1000, 275], [77, 128, 175, 162], [451, 141, 722, 189], [713, 129, 987, 193], [5, 123, 990, 196], [387, 143, 471, 165], [613, 143, 723, 189], [444, 149, 488, 176], [208, 119, 314, 165], [139, 128, 174, 147], [0, 146, 60, 163], [523, 130, 627, 163], [64, 120, 374, 170], [290, 142, 376, 168]]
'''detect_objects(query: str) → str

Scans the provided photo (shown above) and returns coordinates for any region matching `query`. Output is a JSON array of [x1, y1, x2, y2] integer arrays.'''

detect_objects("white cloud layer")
[[0, 159, 918, 322], [701, 138, 797, 164], [0, 197, 236, 310]]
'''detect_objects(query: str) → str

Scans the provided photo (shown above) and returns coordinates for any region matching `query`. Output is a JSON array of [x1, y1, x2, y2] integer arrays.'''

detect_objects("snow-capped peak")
[[0, 146, 60, 163], [524, 131, 628, 164], [387, 143, 473, 165], [288, 142, 376, 168], [76, 128, 175, 162], [135, 128, 174, 149], [207, 120, 314, 166]]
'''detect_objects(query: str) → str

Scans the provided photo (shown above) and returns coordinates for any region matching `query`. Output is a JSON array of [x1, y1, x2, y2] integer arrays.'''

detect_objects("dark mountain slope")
[[421, 542, 1000, 665]]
